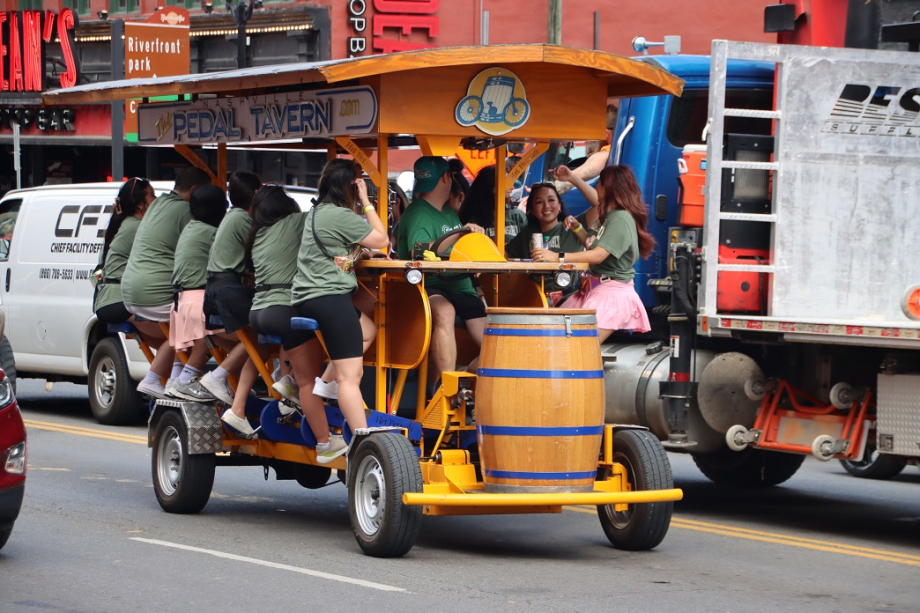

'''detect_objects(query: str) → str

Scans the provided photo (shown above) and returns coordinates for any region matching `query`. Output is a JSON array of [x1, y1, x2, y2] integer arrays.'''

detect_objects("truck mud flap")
[[148, 399, 223, 455]]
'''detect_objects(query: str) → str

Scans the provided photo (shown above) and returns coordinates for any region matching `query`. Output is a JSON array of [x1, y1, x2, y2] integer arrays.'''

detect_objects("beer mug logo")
[[455, 68, 531, 136]]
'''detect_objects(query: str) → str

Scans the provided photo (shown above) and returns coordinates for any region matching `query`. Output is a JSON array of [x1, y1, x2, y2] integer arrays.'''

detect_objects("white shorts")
[[125, 302, 173, 323]]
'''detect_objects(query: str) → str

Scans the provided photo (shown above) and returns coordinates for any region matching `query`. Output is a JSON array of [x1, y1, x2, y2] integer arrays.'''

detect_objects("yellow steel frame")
[[67, 45, 688, 515]]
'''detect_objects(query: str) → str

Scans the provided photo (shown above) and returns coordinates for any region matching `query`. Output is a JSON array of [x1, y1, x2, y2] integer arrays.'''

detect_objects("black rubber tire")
[[597, 429, 674, 551], [88, 337, 145, 425], [839, 444, 906, 480], [295, 465, 332, 489], [348, 434, 422, 558], [0, 526, 11, 551], [151, 411, 215, 514], [1, 335, 16, 394], [692, 446, 805, 487]]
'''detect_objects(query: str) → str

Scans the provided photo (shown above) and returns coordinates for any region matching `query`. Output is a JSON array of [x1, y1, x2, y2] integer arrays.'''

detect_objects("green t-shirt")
[[397, 198, 477, 297], [291, 204, 372, 304], [505, 221, 584, 259], [171, 221, 216, 290], [482, 207, 527, 240], [252, 212, 306, 310], [591, 209, 638, 281], [207, 207, 251, 275], [576, 210, 603, 233], [505, 221, 585, 294], [122, 191, 191, 307], [94, 216, 141, 311]]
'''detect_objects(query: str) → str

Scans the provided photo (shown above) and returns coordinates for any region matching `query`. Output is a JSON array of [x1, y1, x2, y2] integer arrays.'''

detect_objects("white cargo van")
[[0, 182, 172, 424], [0, 182, 317, 426]]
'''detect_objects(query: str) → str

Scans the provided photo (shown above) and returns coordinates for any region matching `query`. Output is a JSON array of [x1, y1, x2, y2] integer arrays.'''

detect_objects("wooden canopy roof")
[[42, 44, 683, 105]]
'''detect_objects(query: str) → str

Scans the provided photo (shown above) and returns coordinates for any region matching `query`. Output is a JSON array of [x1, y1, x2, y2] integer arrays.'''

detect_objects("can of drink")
[[530, 233, 544, 252]]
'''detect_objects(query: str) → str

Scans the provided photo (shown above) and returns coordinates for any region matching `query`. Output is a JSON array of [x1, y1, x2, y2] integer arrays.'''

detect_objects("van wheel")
[[89, 337, 145, 425], [1, 336, 16, 394]]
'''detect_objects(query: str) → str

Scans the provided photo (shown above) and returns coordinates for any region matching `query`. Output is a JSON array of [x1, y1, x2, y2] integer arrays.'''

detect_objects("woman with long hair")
[[532, 165, 653, 341], [505, 181, 586, 303], [221, 186, 324, 440], [459, 165, 527, 239], [93, 178, 171, 397], [291, 159, 389, 463]]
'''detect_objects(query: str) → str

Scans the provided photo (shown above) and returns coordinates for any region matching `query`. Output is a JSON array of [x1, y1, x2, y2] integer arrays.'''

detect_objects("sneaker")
[[278, 403, 299, 418], [166, 377, 217, 402], [316, 434, 348, 464], [221, 410, 257, 439], [137, 379, 167, 399], [313, 377, 339, 400], [199, 372, 234, 405], [272, 375, 300, 406]]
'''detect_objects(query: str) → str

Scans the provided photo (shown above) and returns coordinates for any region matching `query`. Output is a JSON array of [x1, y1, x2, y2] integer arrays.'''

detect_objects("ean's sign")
[[0, 9, 79, 91]]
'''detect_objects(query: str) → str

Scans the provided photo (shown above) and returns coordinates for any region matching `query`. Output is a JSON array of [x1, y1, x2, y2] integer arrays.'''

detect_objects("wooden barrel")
[[476, 307, 605, 493]]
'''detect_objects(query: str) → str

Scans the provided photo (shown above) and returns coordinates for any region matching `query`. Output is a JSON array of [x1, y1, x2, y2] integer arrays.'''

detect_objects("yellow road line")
[[24, 417, 918, 568], [24, 419, 147, 445], [565, 505, 920, 567]]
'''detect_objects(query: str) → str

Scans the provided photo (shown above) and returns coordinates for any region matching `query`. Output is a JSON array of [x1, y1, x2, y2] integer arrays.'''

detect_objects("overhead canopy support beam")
[[175, 145, 218, 184]]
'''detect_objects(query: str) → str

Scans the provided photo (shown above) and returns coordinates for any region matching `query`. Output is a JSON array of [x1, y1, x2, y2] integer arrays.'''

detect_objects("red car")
[[0, 363, 24, 551]]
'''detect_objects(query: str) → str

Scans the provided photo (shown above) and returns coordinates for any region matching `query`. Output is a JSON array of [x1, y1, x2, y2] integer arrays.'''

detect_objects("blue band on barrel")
[[484, 469, 597, 480], [478, 425, 604, 436], [484, 328, 598, 337], [477, 368, 604, 379]]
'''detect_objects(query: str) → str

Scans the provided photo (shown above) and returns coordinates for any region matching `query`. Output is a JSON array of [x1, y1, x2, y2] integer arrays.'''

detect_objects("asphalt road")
[[2, 379, 919, 613]]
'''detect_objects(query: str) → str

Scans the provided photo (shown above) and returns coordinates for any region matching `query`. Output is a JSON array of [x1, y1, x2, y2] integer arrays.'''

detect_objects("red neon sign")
[[347, 0, 439, 57], [0, 9, 79, 92]]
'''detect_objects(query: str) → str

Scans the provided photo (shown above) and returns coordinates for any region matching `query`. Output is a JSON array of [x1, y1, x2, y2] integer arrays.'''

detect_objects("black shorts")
[[204, 276, 254, 333], [250, 305, 316, 351], [427, 288, 486, 322], [95, 302, 131, 325], [293, 293, 364, 361]]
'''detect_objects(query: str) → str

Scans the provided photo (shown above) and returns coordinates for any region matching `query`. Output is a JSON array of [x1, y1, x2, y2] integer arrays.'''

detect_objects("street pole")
[[232, 1, 256, 174], [111, 19, 125, 183], [548, 0, 562, 45]]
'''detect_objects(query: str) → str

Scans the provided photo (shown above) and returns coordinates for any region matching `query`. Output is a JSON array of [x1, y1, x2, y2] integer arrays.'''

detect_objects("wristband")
[[363, 205, 375, 213], [573, 225, 583, 233], [559, 254, 565, 263]]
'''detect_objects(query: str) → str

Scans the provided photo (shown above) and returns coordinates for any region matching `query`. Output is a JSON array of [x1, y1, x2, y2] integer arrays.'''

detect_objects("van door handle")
[[5, 268, 10, 292]]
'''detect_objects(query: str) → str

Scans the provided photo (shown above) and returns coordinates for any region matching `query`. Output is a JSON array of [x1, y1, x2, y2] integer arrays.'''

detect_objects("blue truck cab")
[[544, 56, 775, 307]]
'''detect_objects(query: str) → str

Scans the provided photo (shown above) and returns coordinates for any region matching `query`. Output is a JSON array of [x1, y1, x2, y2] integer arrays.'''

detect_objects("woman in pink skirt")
[[532, 165, 653, 341], [170, 185, 228, 352]]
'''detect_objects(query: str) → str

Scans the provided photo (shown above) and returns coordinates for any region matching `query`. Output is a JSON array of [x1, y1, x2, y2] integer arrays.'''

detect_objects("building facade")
[[0, 0, 915, 189]]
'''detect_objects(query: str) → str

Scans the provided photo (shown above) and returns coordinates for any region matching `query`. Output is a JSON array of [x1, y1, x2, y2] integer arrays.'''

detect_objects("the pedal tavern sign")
[[137, 86, 378, 145]]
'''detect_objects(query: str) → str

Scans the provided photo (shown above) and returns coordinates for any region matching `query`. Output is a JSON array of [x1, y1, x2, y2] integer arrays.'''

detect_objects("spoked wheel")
[[348, 434, 422, 558], [503, 98, 530, 126], [152, 411, 215, 514], [597, 429, 674, 551], [456, 95, 482, 125]]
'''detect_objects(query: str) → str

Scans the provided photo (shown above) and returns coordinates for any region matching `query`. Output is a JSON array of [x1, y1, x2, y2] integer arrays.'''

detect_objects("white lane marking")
[[130, 538, 408, 593]]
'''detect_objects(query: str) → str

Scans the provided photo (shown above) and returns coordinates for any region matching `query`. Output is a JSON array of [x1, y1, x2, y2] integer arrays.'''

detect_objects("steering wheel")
[[428, 227, 472, 259]]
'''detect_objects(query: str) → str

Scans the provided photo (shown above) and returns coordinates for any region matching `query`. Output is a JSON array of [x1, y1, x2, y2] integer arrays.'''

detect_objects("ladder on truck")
[[698, 40, 920, 349]]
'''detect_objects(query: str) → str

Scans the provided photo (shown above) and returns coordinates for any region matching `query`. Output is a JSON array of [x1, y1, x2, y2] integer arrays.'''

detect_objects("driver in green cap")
[[397, 156, 487, 396]]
